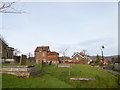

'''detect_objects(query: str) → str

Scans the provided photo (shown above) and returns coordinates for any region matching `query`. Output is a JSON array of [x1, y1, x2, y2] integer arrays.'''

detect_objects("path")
[[102, 65, 120, 75]]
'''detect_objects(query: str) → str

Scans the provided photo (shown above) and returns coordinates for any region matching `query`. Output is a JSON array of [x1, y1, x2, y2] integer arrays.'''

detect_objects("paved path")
[[101, 65, 120, 75], [105, 69, 120, 75]]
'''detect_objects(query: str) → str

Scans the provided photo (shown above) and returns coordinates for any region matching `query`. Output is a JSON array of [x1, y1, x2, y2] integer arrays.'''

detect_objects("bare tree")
[[82, 49, 89, 59], [26, 52, 33, 58], [59, 48, 68, 63], [0, 2, 24, 13], [82, 49, 87, 56], [14, 48, 20, 56]]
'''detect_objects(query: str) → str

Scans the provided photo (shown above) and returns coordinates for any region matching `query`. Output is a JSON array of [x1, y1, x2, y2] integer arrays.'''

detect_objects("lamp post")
[[101, 45, 104, 62]]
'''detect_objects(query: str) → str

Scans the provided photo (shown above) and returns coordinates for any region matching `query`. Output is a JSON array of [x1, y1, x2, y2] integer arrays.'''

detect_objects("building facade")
[[0, 39, 14, 62], [34, 46, 50, 63], [71, 52, 88, 64], [34, 46, 59, 64], [47, 51, 59, 63]]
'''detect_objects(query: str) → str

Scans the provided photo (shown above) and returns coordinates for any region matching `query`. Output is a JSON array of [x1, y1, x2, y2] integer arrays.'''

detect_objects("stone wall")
[[114, 63, 120, 70], [0, 65, 40, 77]]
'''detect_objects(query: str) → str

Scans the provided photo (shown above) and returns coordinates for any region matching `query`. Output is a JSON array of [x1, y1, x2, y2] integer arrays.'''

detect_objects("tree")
[[94, 54, 100, 64], [59, 48, 68, 63], [26, 52, 33, 58], [82, 49, 89, 57], [0, 2, 24, 13], [82, 49, 87, 55], [81, 49, 89, 60], [14, 48, 20, 56]]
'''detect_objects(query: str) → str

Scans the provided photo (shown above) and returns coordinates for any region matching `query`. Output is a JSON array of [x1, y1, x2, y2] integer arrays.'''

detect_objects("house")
[[47, 51, 59, 63], [102, 59, 108, 65], [71, 52, 88, 64], [0, 39, 14, 63], [34, 46, 59, 64], [34, 46, 50, 63], [27, 57, 35, 62], [59, 56, 71, 63], [113, 56, 120, 70], [0, 39, 8, 61], [7, 47, 14, 59]]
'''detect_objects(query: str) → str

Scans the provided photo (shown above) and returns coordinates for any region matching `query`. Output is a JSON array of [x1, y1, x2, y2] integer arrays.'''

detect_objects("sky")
[[1, 2, 118, 57]]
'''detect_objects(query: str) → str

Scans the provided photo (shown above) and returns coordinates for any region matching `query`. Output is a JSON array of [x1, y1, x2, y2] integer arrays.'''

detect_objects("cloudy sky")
[[1, 2, 118, 57]]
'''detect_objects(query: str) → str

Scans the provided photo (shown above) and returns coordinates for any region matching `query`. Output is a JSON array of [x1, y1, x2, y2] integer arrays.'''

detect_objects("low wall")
[[0, 65, 40, 77], [114, 63, 120, 70]]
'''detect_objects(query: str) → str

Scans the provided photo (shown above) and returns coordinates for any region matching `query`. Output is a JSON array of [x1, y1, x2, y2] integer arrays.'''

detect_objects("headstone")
[[118, 79, 120, 85], [49, 61, 52, 65], [41, 60, 46, 66], [58, 64, 71, 68], [70, 77, 95, 81], [20, 55, 27, 65]]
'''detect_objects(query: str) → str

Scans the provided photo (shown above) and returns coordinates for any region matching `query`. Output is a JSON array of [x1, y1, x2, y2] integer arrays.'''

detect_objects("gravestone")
[[20, 55, 27, 65], [49, 61, 52, 65], [58, 64, 71, 68], [70, 77, 95, 81]]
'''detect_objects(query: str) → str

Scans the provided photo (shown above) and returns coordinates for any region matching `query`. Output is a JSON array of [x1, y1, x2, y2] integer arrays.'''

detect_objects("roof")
[[59, 56, 71, 60], [27, 57, 35, 60], [0, 39, 8, 46], [48, 51, 59, 55], [72, 52, 85, 58], [47, 55, 57, 58], [35, 46, 49, 52], [8, 47, 14, 51]]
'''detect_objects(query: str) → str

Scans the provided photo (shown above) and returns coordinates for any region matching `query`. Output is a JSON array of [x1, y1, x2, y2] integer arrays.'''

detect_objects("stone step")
[[70, 77, 95, 81]]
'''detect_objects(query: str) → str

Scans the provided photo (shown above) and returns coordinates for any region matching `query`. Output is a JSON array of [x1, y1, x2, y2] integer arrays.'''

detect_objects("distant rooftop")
[[35, 46, 50, 52]]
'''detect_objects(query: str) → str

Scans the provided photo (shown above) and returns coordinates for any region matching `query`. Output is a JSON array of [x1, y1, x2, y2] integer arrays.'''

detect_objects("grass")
[[2, 63, 120, 88], [2, 73, 72, 88], [112, 68, 120, 73], [42, 64, 119, 88]]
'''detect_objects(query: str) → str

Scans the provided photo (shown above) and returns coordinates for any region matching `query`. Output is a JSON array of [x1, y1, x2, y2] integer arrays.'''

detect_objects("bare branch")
[[0, 2, 25, 14], [14, 48, 20, 56], [0, 2, 15, 10]]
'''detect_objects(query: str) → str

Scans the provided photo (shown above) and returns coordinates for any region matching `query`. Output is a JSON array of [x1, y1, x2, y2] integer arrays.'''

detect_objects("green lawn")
[[2, 63, 120, 88], [112, 68, 120, 73]]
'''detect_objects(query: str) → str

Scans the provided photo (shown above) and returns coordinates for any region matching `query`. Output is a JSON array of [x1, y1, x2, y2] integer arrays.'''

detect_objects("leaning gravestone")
[[20, 55, 27, 65], [49, 61, 52, 65]]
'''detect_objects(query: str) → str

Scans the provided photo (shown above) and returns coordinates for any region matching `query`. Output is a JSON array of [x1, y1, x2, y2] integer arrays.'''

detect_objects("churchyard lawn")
[[2, 63, 120, 88]]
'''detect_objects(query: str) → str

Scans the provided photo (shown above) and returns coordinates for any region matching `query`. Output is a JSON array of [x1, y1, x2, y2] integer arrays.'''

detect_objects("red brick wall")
[[35, 51, 48, 63], [47, 55, 58, 63]]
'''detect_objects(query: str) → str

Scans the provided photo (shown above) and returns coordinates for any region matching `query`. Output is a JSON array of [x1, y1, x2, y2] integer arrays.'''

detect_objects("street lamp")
[[101, 45, 104, 61]]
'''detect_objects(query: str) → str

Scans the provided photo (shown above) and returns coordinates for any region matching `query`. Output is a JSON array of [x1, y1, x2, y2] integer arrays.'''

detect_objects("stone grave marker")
[[58, 64, 71, 68], [49, 61, 52, 65], [70, 77, 95, 81], [20, 54, 27, 65]]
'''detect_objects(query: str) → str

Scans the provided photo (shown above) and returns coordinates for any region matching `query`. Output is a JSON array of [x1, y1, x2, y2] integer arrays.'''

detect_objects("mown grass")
[[2, 63, 120, 88], [2, 73, 73, 88], [42, 64, 119, 88]]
